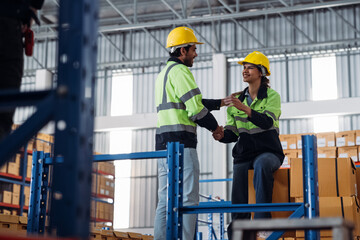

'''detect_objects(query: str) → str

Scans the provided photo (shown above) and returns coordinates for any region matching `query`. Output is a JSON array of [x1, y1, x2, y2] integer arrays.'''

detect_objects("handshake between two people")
[[212, 125, 224, 141]]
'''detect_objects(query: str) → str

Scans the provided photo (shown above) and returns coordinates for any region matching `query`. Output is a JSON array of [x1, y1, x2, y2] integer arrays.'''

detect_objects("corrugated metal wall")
[[18, 4, 360, 228], [129, 129, 157, 228]]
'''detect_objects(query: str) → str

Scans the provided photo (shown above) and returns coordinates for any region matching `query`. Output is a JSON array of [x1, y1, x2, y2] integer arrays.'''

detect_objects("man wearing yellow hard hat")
[[213, 51, 284, 239], [154, 26, 225, 239]]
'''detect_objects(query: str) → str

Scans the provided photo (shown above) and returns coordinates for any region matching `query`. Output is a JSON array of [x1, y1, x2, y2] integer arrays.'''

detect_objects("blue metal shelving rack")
[[27, 136, 320, 240], [27, 142, 174, 235], [168, 135, 319, 240]]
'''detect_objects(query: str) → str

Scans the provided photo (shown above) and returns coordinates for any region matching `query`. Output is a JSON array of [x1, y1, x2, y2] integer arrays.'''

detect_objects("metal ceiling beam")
[[94, 38, 360, 68], [105, 0, 166, 50], [318, 0, 360, 36], [160, 0, 219, 52], [270, 3, 314, 43], [99, 32, 129, 61], [98, 0, 359, 32], [218, 0, 265, 48]]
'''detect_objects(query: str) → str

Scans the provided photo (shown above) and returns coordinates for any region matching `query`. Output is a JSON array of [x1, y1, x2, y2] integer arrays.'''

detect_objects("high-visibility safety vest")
[[155, 60, 208, 150], [222, 85, 284, 164]]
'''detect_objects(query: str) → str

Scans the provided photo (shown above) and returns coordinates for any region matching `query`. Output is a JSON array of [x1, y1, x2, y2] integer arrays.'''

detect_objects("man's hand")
[[212, 125, 224, 141]]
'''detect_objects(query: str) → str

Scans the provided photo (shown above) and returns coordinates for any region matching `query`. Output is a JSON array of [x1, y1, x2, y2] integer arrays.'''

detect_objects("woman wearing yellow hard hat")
[[213, 51, 284, 239]]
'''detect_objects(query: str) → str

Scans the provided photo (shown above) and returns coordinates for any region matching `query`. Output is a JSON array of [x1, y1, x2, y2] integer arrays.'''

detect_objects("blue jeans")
[[154, 148, 199, 240], [227, 152, 281, 239]]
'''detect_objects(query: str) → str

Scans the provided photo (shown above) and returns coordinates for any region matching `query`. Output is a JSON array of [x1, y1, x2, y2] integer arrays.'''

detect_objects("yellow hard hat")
[[238, 51, 271, 76], [166, 26, 204, 49]]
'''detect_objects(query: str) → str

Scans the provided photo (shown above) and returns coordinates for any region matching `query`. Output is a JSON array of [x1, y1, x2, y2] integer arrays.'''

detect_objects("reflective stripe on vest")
[[156, 124, 197, 134]]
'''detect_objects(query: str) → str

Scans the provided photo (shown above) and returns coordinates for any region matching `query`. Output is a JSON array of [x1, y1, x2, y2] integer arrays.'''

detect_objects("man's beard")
[[183, 56, 193, 67]]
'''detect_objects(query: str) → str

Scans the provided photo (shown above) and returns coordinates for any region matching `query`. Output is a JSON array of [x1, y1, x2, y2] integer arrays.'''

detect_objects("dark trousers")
[[0, 17, 24, 141], [227, 152, 281, 240]]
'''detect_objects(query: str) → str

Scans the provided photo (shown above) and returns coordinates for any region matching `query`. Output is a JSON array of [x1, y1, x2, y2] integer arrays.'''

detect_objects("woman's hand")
[[224, 96, 252, 117]]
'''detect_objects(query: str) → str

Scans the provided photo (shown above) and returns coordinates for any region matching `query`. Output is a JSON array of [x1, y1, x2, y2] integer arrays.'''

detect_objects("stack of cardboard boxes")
[[91, 161, 115, 228], [90, 228, 154, 240], [0, 131, 53, 217], [249, 157, 360, 238], [280, 130, 360, 168]]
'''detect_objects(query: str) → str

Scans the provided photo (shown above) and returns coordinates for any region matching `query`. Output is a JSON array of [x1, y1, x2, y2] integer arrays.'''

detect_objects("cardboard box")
[[11, 193, 19, 206], [128, 232, 142, 239], [290, 158, 357, 198], [142, 235, 154, 240], [24, 194, 29, 206], [1, 191, 12, 204], [296, 134, 313, 149], [26, 166, 32, 178], [280, 134, 297, 150], [338, 146, 358, 162], [7, 162, 19, 176], [249, 169, 292, 219], [0, 164, 6, 173], [2, 210, 11, 215], [336, 130, 356, 147], [113, 231, 129, 239], [24, 186, 30, 196], [317, 147, 337, 158], [356, 168, 360, 202], [89, 227, 102, 240], [297, 149, 303, 158], [356, 130, 360, 146], [295, 196, 360, 237], [282, 150, 298, 168], [12, 184, 20, 194], [14, 154, 21, 164], [316, 132, 336, 148], [101, 229, 116, 240]]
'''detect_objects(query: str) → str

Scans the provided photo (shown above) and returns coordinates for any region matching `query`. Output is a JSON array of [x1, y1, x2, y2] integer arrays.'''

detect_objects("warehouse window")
[[110, 71, 133, 228], [311, 55, 339, 132], [311, 55, 337, 101], [111, 71, 133, 116], [111, 130, 132, 229]]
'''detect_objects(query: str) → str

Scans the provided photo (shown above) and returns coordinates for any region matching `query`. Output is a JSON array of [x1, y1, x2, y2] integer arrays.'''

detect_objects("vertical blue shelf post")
[[27, 151, 44, 233], [302, 135, 320, 240], [167, 142, 184, 240], [49, 0, 99, 238]]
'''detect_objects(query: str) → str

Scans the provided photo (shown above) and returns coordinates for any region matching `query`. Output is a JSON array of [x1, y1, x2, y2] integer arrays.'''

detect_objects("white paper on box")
[[348, 141, 355, 146], [281, 142, 288, 150], [318, 153, 326, 158], [297, 140, 302, 149], [289, 143, 296, 149], [281, 157, 289, 168], [328, 141, 335, 147], [351, 156, 358, 162], [317, 138, 326, 147], [339, 153, 348, 158], [357, 136, 360, 145], [298, 153, 303, 158], [336, 137, 345, 147]]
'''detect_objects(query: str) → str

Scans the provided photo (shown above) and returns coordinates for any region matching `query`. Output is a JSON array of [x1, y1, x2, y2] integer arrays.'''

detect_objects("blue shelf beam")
[[0, 94, 54, 168], [0, 90, 53, 109], [44, 150, 168, 165], [182, 202, 304, 214]]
